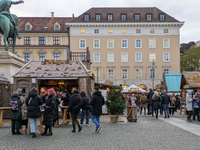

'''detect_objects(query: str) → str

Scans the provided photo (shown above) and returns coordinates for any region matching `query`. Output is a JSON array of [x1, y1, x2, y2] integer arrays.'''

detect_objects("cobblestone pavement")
[[0, 116, 200, 150]]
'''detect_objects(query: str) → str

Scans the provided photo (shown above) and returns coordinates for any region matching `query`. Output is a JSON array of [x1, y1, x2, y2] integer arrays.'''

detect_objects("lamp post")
[[97, 67, 99, 83], [152, 59, 155, 90]]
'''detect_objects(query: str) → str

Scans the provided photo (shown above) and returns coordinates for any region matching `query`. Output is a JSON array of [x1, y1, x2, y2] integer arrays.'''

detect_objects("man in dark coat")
[[41, 89, 55, 136], [62, 89, 70, 107], [80, 91, 90, 125], [90, 86, 105, 133], [10, 92, 23, 135], [162, 90, 171, 118], [67, 89, 82, 133], [147, 89, 154, 116]]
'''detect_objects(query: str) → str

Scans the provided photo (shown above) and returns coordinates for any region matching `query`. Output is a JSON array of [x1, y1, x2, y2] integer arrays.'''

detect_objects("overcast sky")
[[10, 0, 199, 44]]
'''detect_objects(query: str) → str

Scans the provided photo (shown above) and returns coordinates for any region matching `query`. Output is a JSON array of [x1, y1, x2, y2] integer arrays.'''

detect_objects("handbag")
[[193, 101, 199, 109]]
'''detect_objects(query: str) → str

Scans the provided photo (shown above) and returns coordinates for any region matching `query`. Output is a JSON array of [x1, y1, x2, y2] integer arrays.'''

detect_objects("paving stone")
[[0, 116, 200, 150]]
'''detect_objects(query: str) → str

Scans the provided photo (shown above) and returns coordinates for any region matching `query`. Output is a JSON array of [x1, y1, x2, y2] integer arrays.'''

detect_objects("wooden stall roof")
[[13, 60, 92, 79], [0, 73, 10, 83], [181, 71, 200, 88]]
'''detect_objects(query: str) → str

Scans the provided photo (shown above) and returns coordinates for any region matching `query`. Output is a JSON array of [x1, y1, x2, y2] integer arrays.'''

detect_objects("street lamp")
[[152, 59, 155, 90]]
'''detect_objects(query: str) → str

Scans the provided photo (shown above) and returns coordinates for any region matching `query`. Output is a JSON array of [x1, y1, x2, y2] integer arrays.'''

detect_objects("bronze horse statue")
[[0, 14, 19, 53], [0, 0, 24, 53]]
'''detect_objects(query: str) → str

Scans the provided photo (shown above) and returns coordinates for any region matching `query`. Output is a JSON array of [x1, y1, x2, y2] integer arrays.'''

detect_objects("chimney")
[[51, 12, 54, 19], [72, 13, 74, 18]]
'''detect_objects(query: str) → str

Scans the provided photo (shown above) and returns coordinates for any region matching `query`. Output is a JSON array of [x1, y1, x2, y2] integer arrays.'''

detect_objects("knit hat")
[[187, 90, 192, 94], [47, 89, 54, 95], [31, 87, 38, 93], [80, 91, 86, 97], [94, 86, 99, 91], [16, 88, 22, 94], [12, 92, 19, 96], [142, 93, 145, 95], [73, 89, 79, 94]]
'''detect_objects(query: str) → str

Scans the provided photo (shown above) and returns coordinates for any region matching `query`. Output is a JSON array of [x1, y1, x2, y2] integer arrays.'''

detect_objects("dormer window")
[[55, 25, 60, 31], [134, 14, 140, 21], [146, 14, 152, 21], [84, 14, 90, 21], [121, 14, 127, 21], [26, 25, 31, 31], [95, 14, 101, 22], [107, 14, 113, 21], [159, 14, 165, 21]]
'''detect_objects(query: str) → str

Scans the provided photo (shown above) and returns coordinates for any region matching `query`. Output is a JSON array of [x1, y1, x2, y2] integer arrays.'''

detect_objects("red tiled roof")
[[71, 7, 180, 23], [18, 17, 74, 32]]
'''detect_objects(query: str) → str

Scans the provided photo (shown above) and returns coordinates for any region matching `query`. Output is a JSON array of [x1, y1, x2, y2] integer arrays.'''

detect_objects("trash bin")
[[127, 106, 137, 122]]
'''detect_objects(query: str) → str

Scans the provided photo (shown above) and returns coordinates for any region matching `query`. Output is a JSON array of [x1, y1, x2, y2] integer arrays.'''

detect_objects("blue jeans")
[[81, 109, 90, 124], [163, 104, 169, 117], [136, 103, 140, 111], [91, 115, 100, 129], [30, 118, 39, 133]]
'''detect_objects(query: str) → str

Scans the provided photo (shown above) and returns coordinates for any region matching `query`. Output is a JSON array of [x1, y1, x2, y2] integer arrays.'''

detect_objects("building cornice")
[[65, 22, 184, 28]]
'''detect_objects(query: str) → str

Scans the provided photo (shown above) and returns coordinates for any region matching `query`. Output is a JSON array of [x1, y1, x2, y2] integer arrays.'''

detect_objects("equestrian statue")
[[0, 0, 24, 53]]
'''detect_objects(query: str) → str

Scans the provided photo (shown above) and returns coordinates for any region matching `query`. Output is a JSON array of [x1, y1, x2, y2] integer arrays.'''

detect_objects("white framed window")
[[149, 53, 156, 62], [55, 25, 60, 31], [80, 29, 85, 34], [164, 29, 168, 33], [94, 67, 100, 80], [25, 53, 30, 63], [107, 39, 114, 49], [135, 39, 142, 48], [135, 53, 142, 62], [108, 29, 113, 34], [39, 53, 45, 61], [122, 29, 127, 34], [163, 52, 170, 62], [163, 68, 170, 74], [108, 69, 114, 79], [121, 39, 128, 48], [26, 25, 31, 31], [107, 53, 114, 62], [136, 29, 141, 33], [94, 29, 99, 34], [163, 39, 170, 48], [122, 69, 128, 79], [135, 68, 142, 79], [149, 39, 156, 48], [93, 39, 100, 49], [93, 53, 100, 62], [121, 53, 128, 62], [150, 29, 155, 33], [150, 68, 156, 79], [79, 39, 86, 49], [54, 53, 60, 60]]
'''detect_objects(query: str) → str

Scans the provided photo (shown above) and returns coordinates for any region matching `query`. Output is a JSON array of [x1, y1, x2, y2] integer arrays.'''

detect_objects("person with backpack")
[[41, 88, 56, 136], [192, 92, 199, 121], [10, 92, 23, 135], [52, 89, 60, 128], [147, 89, 154, 115], [67, 89, 82, 133], [80, 91, 90, 126], [162, 91, 171, 118], [140, 93, 147, 115], [26, 87, 43, 138]]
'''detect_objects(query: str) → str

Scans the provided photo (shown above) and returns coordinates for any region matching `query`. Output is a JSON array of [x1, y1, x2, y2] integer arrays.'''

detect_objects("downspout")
[[68, 27, 70, 50]]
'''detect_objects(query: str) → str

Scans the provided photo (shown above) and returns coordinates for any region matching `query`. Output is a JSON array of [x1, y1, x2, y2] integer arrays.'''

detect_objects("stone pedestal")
[[0, 51, 25, 84]]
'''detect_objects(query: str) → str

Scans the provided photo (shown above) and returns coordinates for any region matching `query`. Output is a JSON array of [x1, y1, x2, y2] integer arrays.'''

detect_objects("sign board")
[[100, 89, 108, 114]]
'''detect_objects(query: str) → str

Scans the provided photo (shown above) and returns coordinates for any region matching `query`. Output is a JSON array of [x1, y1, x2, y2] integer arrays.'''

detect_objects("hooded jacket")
[[62, 89, 71, 106], [90, 90, 105, 116], [67, 90, 82, 114], [26, 91, 43, 118], [10, 93, 23, 120], [152, 93, 159, 110], [80, 92, 90, 110]]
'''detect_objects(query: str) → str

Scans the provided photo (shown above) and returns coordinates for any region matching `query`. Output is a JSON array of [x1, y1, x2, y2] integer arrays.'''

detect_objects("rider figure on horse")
[[0, 0, 24, 39]]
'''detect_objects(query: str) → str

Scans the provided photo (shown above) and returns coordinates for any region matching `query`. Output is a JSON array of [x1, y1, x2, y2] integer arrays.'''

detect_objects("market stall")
[[13, 60, 94, 97]]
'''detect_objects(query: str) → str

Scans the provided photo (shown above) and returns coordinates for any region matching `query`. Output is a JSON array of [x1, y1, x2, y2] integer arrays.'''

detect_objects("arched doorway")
[[122, 85, 129, 90], [138, 84, 147, 91], [155, 84, 162, 92]]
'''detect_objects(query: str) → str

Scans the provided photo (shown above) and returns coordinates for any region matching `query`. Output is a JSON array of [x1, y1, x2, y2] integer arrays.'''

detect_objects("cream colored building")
[[66, 7, 184, 90], [0, 13, 73, 62]]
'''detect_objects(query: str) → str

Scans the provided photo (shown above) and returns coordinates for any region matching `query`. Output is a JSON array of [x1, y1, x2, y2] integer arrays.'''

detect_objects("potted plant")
[[105, 88, 126, 123]]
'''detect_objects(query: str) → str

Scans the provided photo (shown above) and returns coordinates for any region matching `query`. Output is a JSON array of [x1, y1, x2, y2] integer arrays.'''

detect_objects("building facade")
[[0, 12, 73, 62], [66, 7, 184, 90]]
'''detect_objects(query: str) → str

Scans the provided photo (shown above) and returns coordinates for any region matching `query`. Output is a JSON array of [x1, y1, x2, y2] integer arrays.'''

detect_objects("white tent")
[[122, 84, 147, 93]]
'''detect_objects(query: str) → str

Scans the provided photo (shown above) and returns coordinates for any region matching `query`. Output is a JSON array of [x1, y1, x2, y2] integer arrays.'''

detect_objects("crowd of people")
[[123, 89, 197, 120], [9, 86, 105, 138]]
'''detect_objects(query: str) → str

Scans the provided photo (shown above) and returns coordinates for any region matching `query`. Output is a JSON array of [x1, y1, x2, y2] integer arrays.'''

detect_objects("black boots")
[[41, 126, 47, 136], [32, 133, 36, 138], [46, 126, 52, 136]]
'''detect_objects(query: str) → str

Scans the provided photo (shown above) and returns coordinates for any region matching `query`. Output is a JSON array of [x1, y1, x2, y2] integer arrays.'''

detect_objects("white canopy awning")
[[122, 84, 146, 93]]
